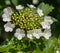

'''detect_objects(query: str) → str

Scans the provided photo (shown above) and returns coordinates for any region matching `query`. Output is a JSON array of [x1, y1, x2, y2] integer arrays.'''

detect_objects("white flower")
[[16, 5, 24, 9], [4, 7, 12, 15], [27, 4, 35, 8], [2, 7, 12, 22], [44, 16, 53, 24], [32, 0, 39, 4], [2, 14, 11, 22], [27, 29, 43, 39], [14, 28, 25, 40], [40, 22, 51, 29], [27, 30, 34, 39], [4, 22, 15, 32], [43, 29, 51, 39], [40, 16, 53, 29], [37, 8, 44, 17], [33, 29, 43, 39]]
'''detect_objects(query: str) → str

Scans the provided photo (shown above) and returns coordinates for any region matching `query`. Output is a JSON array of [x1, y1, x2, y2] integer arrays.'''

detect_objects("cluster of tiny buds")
[[11, 8, 43, 31]]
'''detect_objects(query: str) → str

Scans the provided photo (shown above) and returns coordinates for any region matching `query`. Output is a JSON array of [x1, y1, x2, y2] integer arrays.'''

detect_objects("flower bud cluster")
[[11, 8, 43, 30]]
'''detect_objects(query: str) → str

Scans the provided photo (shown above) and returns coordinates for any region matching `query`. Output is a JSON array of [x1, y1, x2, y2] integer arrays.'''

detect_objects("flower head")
[[4, 22, 15, 32], [2, 4, 53, 40]]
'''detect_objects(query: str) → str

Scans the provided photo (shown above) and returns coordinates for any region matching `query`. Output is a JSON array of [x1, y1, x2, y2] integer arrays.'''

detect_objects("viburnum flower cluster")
[[2, 4, 53, 40]]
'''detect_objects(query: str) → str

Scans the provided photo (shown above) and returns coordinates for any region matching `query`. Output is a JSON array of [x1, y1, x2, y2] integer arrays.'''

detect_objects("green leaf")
[[11, 0, 18, 6], [5, 0, 11, 5], [0, 38, 15, 52], [0, 44, 15, 52], [52, 17, 58, 22], [38, 2, 54, 15], [34, 48, 42, 53], [42, 37, 57, 53]]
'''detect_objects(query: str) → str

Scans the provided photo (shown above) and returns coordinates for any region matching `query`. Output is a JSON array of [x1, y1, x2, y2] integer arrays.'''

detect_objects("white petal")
[[17, 35, 23, 40], [14, 33, 23, 40], [14, 33, 19, 37], [14, 28, 25, 40], [43, 29, 51, 39], [4, 22, 15, 32], [4, 27, 10, 32], [40, 22, 51, 29], [15, 33, 25, 40], [27, 30, 34, 39], [37, 8, 44, 17], [44, 16, 53, 24], [43, 32, 51, 39], [27, 4, 35, 8], [33, 33, 40, 39], [27, 34, 33, 39], [33, 29, 42, 34], [2, 14, 11, 22], [16, 5, 24, 9], [16, 28, 21, 33]]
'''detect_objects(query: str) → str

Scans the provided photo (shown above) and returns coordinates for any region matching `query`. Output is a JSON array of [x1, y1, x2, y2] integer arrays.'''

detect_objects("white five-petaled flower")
[[4, 7, 12, 15], [44, 16, 53, 24], [27, 4, 35, 8], [2, 7, 12, 22], [4, 22, 15, 32], [33, 29, 43, 39], [40, 16, 53, 29], [37, 8, 44, 17], [40, 22, 51, 29], [14, 28, 25, 40], [16, 5, 24, 9], [2, 14, 11, 22], [42, 29, 51, 39]]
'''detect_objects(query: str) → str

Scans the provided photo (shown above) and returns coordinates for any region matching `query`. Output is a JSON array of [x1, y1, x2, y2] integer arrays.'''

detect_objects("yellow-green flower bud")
[[11, 8, 43, 31]]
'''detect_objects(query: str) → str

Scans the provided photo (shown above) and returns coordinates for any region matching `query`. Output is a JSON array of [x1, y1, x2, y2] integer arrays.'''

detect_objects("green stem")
[[24, 29, 27, 40]]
